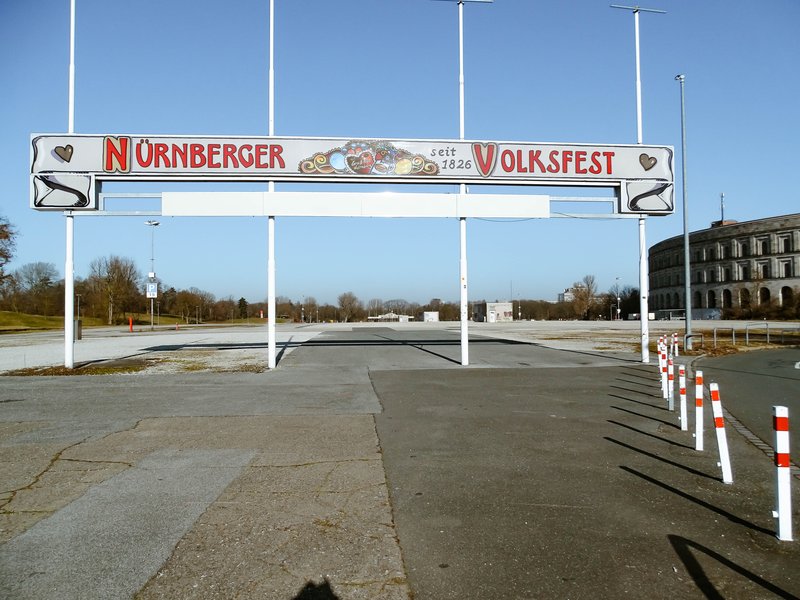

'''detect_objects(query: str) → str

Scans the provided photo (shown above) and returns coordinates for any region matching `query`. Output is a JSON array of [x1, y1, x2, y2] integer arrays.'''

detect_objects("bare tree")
[[0, 216, 16, 281], [88, 256, 142, 324], [14, 262, 59, 315], [571, 274, 598, 319], [338, 291, 363, 323], [367, 298, 384, 317]]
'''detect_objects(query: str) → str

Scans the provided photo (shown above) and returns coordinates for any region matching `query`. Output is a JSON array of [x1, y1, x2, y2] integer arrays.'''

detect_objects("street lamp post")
[[145, 220, 160, 331], [434, 0, 492, 366], [611, 3, 665, 363], [676, 74, 692, 349]]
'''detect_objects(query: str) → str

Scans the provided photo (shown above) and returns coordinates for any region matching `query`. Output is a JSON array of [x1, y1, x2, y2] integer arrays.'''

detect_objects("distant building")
[[474, 301, 513, 323], [557, 285, 585, 303], [649, 213, 800, 319]]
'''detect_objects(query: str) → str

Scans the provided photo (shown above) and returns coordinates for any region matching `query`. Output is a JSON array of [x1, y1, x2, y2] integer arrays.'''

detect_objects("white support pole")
[[709, 383, 733, 484], [678, 364, 688, 431], [772, 406, 793, 541], [268, 0, 274, 139], [64, 0, 76, 369], [65, 214, 75, 368], [457, 0, 469, 366], [266, 0, 277, 369], [639, 217, 650, 363], [694, 370, 704, 451], [633, 9, 643, 145], [68, 0, 75, 134], [460, 216, 469, 366], [268, 214, 276, 369]]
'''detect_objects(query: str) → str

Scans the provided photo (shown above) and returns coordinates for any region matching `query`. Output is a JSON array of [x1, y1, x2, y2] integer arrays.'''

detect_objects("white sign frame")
[[30, 134, 674, 215]]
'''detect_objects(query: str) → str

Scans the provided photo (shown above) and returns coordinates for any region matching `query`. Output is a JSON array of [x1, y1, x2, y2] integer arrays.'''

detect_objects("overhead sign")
[[30, 134, 674, 214]]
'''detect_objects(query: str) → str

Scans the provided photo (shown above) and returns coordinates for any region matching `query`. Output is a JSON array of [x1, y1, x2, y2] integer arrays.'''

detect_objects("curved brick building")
[[649, 214, 800, 319]]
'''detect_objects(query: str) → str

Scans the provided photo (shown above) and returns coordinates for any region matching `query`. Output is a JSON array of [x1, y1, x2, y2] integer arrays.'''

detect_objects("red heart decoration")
[[346, 152, 375, 174]]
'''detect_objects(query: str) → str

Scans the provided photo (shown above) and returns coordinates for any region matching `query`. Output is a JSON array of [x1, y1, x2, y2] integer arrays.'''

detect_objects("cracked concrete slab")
[[0, 448, 255, 600]]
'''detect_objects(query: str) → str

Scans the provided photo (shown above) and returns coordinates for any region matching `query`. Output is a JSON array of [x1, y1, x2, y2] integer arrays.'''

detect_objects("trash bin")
[[74, 319, 82, 341]]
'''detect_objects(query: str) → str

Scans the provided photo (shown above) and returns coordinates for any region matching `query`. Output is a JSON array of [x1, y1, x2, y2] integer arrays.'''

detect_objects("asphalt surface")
[[0, 323, 798, 599], [697, 348, 800, 458]]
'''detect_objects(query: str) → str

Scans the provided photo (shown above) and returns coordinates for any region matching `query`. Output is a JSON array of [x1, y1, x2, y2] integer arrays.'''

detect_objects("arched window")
[[759, 287, 771, 305], [693, 291, 702, 309], [707, 290, 717, 309], [740, 288, 751, 308], [723, 289, 732, 309], [780, 287, 792, 307], [674, 293, 680, 308]]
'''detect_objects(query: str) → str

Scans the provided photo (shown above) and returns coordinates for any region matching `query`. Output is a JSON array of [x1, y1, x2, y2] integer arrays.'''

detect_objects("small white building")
[[474, 302, 513, 323], [423, 311, 440, 322]]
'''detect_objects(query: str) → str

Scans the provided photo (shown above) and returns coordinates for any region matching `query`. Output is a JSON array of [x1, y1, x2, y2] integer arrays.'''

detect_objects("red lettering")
[[135, 139, 153, 167], [530, 150, 545, 172], [207, 143, 221, 168], [255, 144, 270, 168], [472, 143, 497, 177], [190, 143, 205, 168], [223, 144, 239, 168], [589, 151, 602, 174], [172, 144, 188, 168], [270, 144, 285, 169], [561, 150, 573, 173], [603, 151, 615, 174], [500, 149, 515, 172], [153, 143, 170, 168], [238, 144, 254, 168], [575, 150, 587, 174], [547, 150, 560, 173], [515, 150, 528, 173], [104, 136, 129, 173]]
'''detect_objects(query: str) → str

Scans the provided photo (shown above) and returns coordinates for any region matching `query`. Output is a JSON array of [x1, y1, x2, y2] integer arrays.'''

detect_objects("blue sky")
[[2, 0, 798, 306]]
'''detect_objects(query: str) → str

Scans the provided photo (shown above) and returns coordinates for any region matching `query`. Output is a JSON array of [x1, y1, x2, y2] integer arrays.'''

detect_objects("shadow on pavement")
[[605, 437, 717, 481], [621, 466, 773, 537], [668, 535, 800, 600]]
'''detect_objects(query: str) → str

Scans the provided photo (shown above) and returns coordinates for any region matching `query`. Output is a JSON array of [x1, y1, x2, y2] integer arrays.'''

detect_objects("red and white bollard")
[[672, 332, 679, 357], [709, 383, 733, 484], [773, 406, 793, 541], [660, 346, 669, 400], [694, 371, 704, 452], [667, 358, 675, 412], [678, 365, 688, 431]]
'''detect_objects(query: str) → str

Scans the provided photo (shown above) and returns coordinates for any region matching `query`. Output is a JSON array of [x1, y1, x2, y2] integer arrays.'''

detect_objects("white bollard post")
[[694, 371, 704, 452], [673, 332, 679, 357], [709, 383, 733, 484], [772, 406, 793, 541], [667, 357, 675, 411], [678, 365, 688, 431], [660, 346, 668, 400]]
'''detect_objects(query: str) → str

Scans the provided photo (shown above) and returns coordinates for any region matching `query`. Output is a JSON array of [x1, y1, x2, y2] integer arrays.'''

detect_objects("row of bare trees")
[[0, 258, 642, 324]]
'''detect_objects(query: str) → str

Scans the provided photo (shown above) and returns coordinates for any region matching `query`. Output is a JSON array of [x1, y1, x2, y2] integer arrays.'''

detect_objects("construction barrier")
[[694, 371, 704, 452], [678, 365, 688, 432], [773, 406, 793, 541], [709, 383, 733, 484], [667, 357, 675, 412]]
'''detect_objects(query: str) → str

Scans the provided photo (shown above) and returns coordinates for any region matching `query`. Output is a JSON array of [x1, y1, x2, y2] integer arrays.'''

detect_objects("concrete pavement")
[[0, 323, 798, 599]]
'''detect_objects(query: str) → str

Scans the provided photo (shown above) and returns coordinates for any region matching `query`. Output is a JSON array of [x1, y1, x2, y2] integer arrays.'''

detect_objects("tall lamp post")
[[145, 220, 160, 331], [611, 3, 666, 363], [676, 74, 692, 349], [434, 0, 493, 366]]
